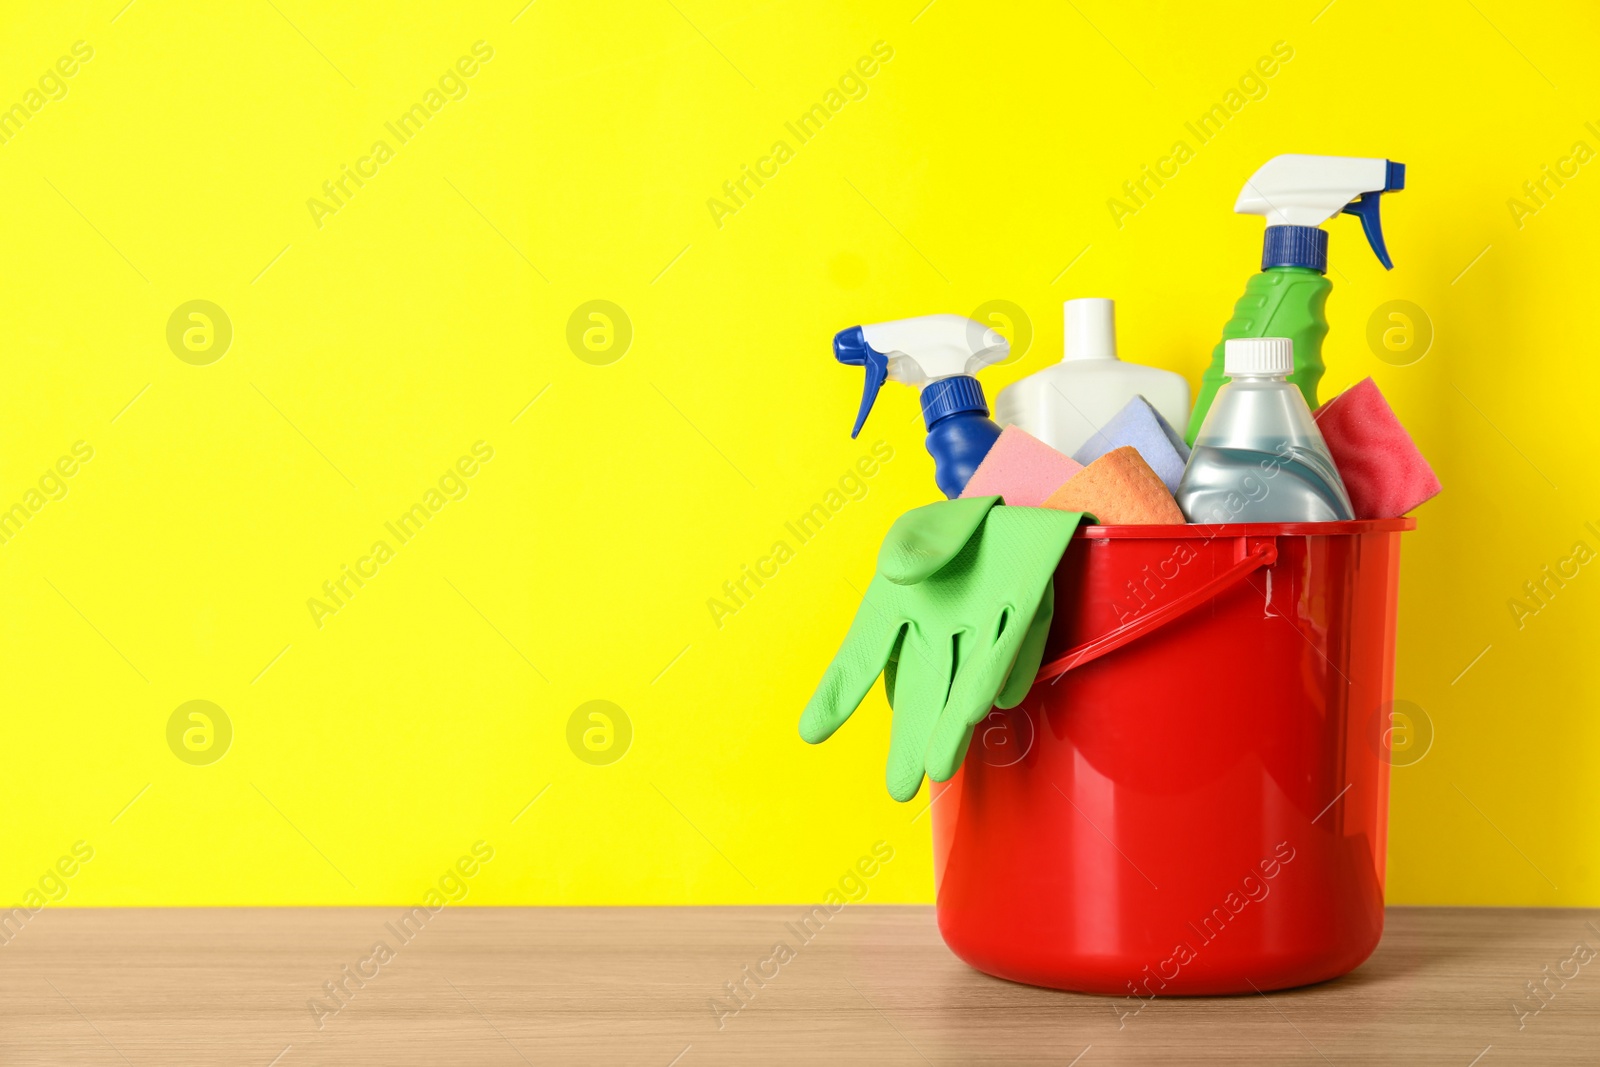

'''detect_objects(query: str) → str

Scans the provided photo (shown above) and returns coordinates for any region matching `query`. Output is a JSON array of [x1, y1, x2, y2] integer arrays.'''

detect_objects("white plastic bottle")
[[993, 298, 1190, 457], [1176, 337, 1353, 523]]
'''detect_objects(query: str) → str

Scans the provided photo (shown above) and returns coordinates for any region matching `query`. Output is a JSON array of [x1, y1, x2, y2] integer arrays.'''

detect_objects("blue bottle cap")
[[1262, 225, 1329, 272], [921, 376, 988, 429]]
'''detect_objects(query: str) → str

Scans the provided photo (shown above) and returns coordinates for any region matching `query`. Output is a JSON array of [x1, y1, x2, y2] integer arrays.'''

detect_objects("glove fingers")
[[883, 629, 952, 802], [995, 579, 1053, 710], [925, 606, 1034, 784], [799, 583, 903, 745]]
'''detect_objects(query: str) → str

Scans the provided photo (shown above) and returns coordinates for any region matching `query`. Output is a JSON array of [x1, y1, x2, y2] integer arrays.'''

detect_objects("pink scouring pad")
[[1315, 377, 1441, 519], [960, 425, 1084, 507]]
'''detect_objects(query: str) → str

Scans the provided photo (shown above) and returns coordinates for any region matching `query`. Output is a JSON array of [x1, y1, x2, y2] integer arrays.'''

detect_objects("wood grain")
[[0, 906, 1595, 1064]]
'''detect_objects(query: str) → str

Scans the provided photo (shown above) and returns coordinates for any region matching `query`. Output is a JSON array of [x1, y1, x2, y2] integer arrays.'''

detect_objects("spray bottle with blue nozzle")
[[835, 314, 1007, 499], [1185, 154, 1406, 444]]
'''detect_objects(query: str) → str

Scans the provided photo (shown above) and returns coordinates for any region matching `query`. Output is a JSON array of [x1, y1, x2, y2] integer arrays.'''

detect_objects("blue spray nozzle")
[[833, 315, 1008, 497], [834, 326, 888, 439], [1340, 161, 1405, 270], [834, 313, 1008, 439]]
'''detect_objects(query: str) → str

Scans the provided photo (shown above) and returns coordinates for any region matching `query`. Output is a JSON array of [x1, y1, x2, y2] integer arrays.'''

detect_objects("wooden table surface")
[[1, 906, 1595, 1065]]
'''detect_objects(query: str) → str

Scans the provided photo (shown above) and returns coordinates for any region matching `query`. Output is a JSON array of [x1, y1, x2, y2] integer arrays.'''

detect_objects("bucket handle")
[[1035, 538, 1279, 684]]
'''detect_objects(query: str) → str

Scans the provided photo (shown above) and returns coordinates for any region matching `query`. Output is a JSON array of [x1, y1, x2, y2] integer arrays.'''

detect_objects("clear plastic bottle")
[[1176, 337, 1353, 523]]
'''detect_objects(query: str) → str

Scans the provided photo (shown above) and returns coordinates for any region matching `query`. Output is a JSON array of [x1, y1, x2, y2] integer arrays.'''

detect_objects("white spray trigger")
[[860, 314, 1008, 384], [834, 314, 1008, 437], [1234, 154, 1405, 268]]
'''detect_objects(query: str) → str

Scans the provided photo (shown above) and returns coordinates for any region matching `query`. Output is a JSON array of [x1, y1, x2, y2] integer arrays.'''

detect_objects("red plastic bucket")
[[930, 518, 1414, 996]]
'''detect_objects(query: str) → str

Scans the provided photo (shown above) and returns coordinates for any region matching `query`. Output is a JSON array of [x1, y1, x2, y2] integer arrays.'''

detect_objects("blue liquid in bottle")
[[1177, 339, 1352, 524]]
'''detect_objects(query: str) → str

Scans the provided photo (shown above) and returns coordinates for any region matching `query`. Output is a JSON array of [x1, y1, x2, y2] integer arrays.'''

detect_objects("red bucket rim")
[[1076, 516, 1417, 540]]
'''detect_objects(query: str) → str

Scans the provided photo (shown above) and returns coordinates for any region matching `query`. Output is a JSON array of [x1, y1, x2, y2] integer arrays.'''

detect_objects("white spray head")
[[835, 313, 1008, 437], [1062, 298, 1117, 362], [858, 313, 1007, 385], [1235, 154, 1405, 269]]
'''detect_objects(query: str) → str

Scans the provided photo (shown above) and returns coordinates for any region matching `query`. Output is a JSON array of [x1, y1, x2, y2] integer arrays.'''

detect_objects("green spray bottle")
[[1185, 154, 1406, 445]]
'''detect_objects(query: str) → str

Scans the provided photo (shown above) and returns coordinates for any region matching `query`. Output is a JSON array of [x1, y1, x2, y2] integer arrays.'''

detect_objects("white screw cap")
[[1062, 298, 1117, 362], [1225, 337, 1293, 376]]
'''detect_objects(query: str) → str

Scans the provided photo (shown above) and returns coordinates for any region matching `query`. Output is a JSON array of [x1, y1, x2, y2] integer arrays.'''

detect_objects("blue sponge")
[[1072, 395, 1191, 494]]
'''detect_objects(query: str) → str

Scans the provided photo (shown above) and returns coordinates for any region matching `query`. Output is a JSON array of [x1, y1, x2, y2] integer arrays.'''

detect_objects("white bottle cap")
[[1225, 337, 1293, 376], [1062, 298, 1117, 362]]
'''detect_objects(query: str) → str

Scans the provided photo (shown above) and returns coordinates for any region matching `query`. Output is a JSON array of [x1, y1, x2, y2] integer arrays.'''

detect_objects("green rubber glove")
[[800, 496, 1086, 801]]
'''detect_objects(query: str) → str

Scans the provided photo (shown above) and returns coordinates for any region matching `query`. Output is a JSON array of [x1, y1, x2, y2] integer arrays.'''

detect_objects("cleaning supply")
[[1177, 338, 1353, 523], [1044, 446, 1184, 525], [1185, 154, 1406, 445], [835, 314, 1008, 499], [929, 515, 1415, 994], [1072, 395, 1190, 494], [994, 298, 1190, 458], [959, 425, 1083, 507], [1315, 377, 1441, 518], [799, 495, 1085, 801]]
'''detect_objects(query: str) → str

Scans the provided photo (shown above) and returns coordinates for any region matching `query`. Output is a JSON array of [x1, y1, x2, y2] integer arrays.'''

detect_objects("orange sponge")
[[1043, 445, 1184, 525]]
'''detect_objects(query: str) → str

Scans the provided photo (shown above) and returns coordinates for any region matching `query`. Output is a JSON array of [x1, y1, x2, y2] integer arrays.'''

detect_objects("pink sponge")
[[960, 425, 1083, 507], [1315, 377, 1441, 519]]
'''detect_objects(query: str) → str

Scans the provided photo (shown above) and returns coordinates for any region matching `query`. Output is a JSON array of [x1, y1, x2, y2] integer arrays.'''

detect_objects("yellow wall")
[[0, 0, 1593, 908]]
